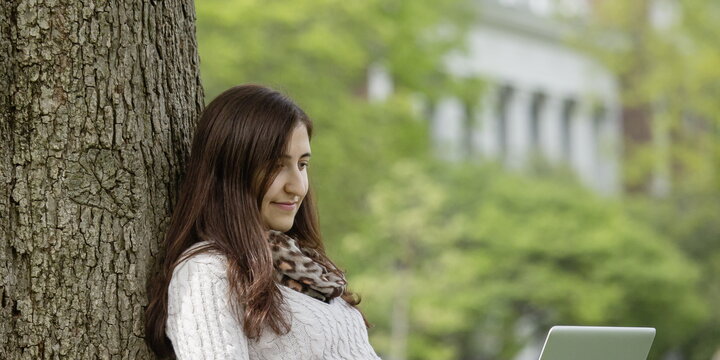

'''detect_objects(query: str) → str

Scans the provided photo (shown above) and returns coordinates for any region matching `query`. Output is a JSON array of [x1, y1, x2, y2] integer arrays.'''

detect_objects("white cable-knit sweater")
[[165, 244, 382, 359]]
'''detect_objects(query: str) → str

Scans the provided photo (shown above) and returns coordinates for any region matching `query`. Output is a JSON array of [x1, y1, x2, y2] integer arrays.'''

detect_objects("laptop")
[[538, 326, 656, 360]]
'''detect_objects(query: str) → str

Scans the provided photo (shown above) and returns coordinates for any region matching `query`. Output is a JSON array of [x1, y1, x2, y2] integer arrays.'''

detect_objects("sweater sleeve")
[[165, 253, 250, 360]]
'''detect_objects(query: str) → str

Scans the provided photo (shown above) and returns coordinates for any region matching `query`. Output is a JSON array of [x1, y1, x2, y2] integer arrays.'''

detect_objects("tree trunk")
[[0, 1, 203, 358], [618, 0, 653, 194], [389, 261, 410, 360], [389, 235, 413, 360]]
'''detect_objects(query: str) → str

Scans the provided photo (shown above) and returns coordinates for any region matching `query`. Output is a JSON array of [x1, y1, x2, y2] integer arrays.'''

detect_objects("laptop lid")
[[538, 326, 656, 360]]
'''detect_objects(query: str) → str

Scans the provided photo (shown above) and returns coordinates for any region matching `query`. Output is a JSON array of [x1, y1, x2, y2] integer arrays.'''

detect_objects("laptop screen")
[[538, 326, 656, 360]]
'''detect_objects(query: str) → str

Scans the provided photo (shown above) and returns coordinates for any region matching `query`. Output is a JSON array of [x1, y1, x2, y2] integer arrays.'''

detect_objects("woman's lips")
[[271, 202, 296, 211]]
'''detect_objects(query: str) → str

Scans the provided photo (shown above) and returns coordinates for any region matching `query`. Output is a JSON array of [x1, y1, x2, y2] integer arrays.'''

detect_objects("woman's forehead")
[[285, 125, 311, 155]]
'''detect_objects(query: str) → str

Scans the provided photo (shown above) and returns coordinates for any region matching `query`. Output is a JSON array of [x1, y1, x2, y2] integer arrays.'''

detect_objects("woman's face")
[[260, 124, 311, 232]]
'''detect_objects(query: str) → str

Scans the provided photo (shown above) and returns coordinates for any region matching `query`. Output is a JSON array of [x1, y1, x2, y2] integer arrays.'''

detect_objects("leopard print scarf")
[[267, 230, 347, 303]]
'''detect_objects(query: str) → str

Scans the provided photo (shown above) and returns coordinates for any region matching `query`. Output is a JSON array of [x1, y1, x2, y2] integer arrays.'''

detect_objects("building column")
[[506, 87, 532, 169], [432, 96, 466, 162], [472, 84, 500, 160], [570, 100, 601, 189], [571, 100, 596, 186], [594, 101, 621, 195], [650, 104, 671, 196], [367, 62, 393, 102], [605, 105, 622, 194], [538, 94, 564, 164]]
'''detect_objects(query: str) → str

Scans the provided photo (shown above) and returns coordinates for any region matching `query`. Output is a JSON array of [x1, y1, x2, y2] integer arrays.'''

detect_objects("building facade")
[[434, 0, 622, 195], [366, 0, 623, 195]]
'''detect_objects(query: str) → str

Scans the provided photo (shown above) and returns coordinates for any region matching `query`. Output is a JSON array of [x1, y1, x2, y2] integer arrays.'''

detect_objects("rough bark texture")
[[0, 0, 203, 358]]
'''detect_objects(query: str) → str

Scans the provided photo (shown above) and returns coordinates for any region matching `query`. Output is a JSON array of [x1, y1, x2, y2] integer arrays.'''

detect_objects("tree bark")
[[618, 0, 653, 194], [0, 1, 203, 358]]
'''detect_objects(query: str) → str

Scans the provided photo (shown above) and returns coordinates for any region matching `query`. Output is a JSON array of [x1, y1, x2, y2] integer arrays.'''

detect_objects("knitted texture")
[[166, 246, 382, 359]]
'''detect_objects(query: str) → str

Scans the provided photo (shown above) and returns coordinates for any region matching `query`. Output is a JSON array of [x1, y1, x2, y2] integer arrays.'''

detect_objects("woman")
[[145, 84, 381, 359]]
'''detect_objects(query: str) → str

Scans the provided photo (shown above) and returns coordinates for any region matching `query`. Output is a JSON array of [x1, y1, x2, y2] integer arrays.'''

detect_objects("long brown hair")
[[145, 84, 364, 357]]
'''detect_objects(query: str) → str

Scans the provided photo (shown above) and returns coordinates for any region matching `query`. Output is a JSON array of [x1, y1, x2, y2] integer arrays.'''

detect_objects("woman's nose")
[[284, 167, 305, 196]]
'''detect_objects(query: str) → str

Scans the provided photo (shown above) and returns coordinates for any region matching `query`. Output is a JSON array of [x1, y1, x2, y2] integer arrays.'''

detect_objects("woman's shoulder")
[[171, 241, 228, 282], [166, 242, 234, 324]]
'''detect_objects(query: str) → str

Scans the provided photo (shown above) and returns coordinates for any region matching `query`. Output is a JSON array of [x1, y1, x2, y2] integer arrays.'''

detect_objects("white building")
[[369, 0, 623, 196], [442, 0, 621, 195]]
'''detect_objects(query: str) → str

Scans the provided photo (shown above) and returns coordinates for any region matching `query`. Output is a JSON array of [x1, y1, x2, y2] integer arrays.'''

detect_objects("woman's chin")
[[268, 221, 293, 233]]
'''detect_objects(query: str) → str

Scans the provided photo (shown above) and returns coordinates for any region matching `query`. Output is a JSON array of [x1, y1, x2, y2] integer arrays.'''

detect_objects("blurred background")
[[195, 0, 719, 359]]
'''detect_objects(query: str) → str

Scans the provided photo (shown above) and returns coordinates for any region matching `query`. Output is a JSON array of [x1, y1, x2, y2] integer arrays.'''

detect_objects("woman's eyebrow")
[[280, 152, 311, 159]]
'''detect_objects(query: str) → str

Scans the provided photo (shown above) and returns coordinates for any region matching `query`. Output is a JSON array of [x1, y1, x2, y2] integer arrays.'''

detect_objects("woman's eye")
[[299, 162, 309, 170]]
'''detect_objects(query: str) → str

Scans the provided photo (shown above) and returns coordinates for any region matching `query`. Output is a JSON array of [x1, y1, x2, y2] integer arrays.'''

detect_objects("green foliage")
[[197, 0, 474, 101], [343, 160, 705, 359], [626, 191, 720, 359], [196, 0, 717, 358], [576, 1, 720, 358]]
